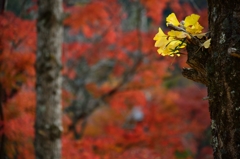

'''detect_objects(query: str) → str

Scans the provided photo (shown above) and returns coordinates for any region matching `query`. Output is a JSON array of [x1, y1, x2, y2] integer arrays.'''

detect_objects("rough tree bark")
[[35, 0, 63, 159], [182, 0, 240, 158]]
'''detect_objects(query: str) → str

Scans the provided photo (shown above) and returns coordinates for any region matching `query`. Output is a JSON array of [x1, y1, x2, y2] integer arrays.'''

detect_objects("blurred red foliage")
[[0, 0, 211, 159]]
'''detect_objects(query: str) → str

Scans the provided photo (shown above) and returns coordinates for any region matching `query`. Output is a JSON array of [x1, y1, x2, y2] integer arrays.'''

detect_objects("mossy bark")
[[183, 1, 240, 158], [35, 0, 63, 159]]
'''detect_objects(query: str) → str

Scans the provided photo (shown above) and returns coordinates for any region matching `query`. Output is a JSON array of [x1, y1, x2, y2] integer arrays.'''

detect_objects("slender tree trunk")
[[35, 0, 63, 159], [182, 0, 240, 158]]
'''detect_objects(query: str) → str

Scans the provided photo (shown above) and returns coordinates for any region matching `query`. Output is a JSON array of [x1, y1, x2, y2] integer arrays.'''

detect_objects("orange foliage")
[[1, 0, 211, 159], [0, 12, 35, 159], [140, 0, 170, 24]]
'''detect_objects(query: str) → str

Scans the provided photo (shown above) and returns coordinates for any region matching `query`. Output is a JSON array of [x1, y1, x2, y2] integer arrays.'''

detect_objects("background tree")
[[35, 0, 63, 158]]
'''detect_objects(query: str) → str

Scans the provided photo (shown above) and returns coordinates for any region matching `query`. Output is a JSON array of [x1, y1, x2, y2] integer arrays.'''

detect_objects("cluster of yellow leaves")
[[154, 13, 211, 57]]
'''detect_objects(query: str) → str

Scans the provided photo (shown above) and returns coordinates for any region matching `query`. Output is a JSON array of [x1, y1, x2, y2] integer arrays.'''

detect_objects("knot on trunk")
[[182, 39, 209, 86]]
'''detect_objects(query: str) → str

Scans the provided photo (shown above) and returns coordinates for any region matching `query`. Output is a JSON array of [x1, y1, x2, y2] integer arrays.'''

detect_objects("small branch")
[[182, 67, 208, 85], [228, 47, 240, 58], [189, 0, 201, 13], [167, 24, 186, 32], [182, 40, 209, 86]]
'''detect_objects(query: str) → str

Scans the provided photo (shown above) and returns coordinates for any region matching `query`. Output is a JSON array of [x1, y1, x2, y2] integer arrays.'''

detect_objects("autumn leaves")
[[154, 13, 211, 57]]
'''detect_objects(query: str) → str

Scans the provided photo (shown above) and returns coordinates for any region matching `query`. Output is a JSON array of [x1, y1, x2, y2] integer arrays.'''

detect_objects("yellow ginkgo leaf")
[[192, 22, 204, 33], [203, 39, 211, 48], [153, 28, 166, 40], [161, 40, 186, 57], [157, 48, 164, 55], [168, 30, 188, 39], [192, 32, 207, 39], [184, 14, 200, 27], [184, 14, 203, 34], [166, 13, 180, 27], [153, 28, 168, 47]]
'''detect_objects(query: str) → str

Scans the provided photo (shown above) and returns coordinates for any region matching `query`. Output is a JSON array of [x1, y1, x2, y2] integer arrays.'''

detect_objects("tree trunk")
[[182, 0, 240, 158], [35, 0, 63, 159]]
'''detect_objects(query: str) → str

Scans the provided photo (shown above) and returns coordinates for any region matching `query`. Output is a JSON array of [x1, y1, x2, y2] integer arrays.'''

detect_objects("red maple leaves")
[[1, 0, 211, 159]]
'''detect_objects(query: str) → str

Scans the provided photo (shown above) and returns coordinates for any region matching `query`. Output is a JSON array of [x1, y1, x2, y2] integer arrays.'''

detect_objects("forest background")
[[0, 0, 212, 158]]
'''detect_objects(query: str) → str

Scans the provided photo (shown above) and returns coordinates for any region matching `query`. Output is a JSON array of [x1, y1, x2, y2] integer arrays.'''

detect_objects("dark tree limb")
[[182, 67, 208, 85], [181, 38, 209, 86], [0, 0, 6, 14]]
